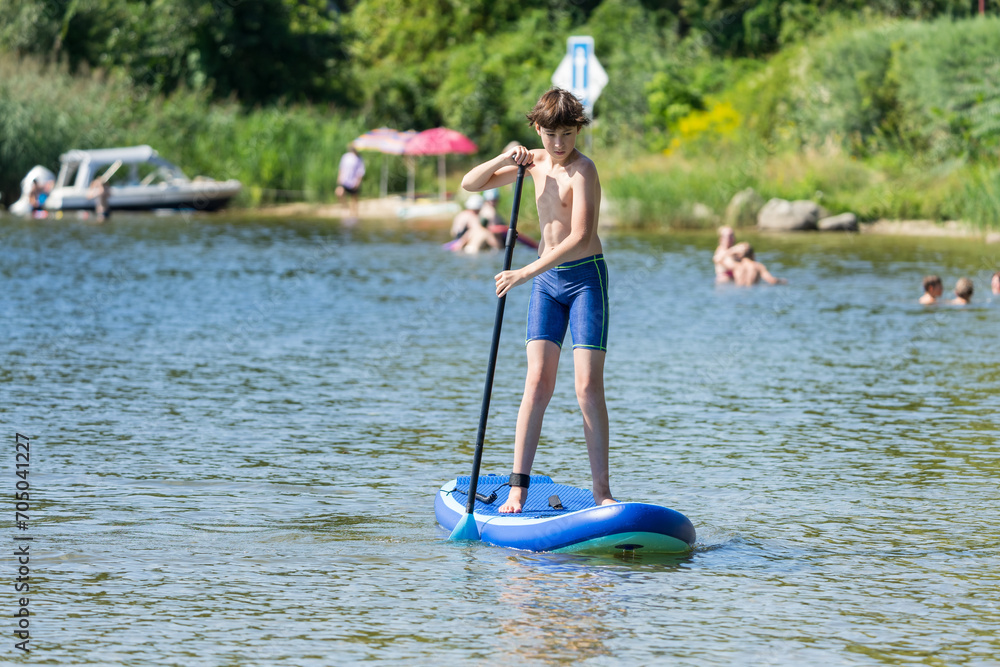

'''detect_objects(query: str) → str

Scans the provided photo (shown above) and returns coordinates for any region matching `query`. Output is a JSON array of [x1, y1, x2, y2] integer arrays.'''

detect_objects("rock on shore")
[[817, 212, 858, 231], [757, 198, 821, 231], [724, 187, 764, 228]]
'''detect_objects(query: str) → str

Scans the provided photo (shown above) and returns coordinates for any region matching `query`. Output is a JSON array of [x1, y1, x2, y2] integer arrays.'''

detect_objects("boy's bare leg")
[[499, 340, 560, 513], [574, 348, 615, 506]]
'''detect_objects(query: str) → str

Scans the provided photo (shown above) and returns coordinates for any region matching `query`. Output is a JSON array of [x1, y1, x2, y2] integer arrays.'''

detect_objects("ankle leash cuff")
[[508, 473, 531, 489]]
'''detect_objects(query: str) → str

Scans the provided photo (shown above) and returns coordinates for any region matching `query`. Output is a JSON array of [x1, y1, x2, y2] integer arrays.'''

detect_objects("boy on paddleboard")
[[461, 88, 614, 513]]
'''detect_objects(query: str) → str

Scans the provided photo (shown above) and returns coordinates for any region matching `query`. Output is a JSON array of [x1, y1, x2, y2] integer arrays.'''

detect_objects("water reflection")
[[496, 560, 615, 662]]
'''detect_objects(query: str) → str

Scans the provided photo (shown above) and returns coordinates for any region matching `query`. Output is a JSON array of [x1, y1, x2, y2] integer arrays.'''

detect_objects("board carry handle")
[[449, 163, 527, 541], [453, 487, 499, 505]]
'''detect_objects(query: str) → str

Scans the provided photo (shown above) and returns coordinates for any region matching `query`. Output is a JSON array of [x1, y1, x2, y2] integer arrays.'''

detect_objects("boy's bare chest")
[[532, 171, 574, 216]]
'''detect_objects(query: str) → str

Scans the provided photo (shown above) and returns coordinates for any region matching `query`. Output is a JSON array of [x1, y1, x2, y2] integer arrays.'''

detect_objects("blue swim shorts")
[[525, 254, 609, 351]]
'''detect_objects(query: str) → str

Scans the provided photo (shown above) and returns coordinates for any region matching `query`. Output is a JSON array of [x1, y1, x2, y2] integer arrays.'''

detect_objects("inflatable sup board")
[[436, 474, 696, 554]]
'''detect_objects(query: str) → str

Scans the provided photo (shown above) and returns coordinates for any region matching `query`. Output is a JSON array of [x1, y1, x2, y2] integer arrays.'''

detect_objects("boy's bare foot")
[[594, 491, 617, 506], [499, 486, 527, 513]]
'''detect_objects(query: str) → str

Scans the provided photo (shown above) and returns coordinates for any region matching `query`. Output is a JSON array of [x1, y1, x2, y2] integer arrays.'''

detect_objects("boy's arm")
[[495, 160, 600, 297], [758, 263, 786, 285], [450, 210, 470, 237], [718, 246, 744, 270], [461, 147, 534, 192]]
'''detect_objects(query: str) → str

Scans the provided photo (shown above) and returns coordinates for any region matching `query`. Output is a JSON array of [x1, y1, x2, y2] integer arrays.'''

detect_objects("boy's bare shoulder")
[[561, 151, 598, 183], [527, 148, 548, 165]]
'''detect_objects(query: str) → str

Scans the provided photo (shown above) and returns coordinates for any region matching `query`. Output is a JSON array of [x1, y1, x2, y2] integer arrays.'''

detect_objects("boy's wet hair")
[[526, 88, 590, 129], [922, 274, 942, 291], [954, 277, 973, 299]]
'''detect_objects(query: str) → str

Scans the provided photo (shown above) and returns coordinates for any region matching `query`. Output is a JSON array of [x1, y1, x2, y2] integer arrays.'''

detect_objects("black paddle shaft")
[[464, 164, 527, 514]]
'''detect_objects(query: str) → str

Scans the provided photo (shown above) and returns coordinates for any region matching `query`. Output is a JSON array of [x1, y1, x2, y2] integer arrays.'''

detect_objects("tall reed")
[[0, 55, 380, 206]]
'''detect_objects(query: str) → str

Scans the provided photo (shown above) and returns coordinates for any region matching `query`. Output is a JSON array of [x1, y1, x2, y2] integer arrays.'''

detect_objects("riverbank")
[[241, 195, 460, 223], [861, 219, 998, 240], [241, 197, 1000, 241]]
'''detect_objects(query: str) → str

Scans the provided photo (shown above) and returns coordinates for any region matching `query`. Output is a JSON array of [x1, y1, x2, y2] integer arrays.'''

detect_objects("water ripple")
[[2, 218, 999, 665]]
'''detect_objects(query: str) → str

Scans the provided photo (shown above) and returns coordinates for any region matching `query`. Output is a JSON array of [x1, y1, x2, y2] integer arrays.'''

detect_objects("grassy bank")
[[5, 13, 1000, 231], [603, 15, 1000, 230], [0, 56, 452, 207], [601, 144, 1000, 230]]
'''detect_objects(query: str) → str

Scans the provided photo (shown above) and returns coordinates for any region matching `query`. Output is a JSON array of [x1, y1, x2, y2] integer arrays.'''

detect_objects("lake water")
[[2, 213, 999, 665]]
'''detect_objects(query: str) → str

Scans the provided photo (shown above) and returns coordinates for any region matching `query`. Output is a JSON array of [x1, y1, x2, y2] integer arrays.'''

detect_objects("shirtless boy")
[[731, 243, 786, 286], [951, 277, 973, 305], [461, 88, 614, 513], [919, 275, 943, 305]]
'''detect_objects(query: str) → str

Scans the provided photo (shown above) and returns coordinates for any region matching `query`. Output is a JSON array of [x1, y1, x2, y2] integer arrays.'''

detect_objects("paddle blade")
[[448, 512, 481, 541]]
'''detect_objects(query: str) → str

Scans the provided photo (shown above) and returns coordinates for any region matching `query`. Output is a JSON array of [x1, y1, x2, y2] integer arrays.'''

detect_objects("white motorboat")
[[9, 145, 241, 216]]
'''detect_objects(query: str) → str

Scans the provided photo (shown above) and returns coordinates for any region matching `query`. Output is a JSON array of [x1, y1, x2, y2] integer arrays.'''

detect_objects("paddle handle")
[[464, 164, 527, 514]]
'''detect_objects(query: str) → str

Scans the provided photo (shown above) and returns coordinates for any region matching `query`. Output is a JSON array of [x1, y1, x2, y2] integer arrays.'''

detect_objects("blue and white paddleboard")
[[436, 474, 696, 554]]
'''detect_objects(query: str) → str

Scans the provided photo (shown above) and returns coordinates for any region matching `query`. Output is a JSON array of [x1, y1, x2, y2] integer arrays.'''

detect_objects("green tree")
[[345, 0, 529, 129], [0, 0, 353, 106], [585, 0, 679, 147], [432, 8, 572, 143], [188, 0, 353, 105], [0, 0, 63, 57]]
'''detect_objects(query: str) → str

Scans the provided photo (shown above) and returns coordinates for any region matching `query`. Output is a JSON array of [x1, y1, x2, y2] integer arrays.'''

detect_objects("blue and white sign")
[[551, 36, 609, 117]]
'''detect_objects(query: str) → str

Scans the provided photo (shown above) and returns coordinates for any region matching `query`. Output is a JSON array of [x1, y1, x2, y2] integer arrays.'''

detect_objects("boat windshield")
[[109, 161, 188, 187], [55, 161, 80, 189], [56, 149, 190, 189]]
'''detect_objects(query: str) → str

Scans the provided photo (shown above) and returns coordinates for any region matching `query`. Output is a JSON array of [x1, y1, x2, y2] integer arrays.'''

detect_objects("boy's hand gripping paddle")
[[449, 164, 527, 541]]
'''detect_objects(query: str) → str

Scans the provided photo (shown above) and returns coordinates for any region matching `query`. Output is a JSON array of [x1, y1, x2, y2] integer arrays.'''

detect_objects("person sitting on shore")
[[951, 277, 973, 305], [919, 275, 943, 305], [713, 226, 739, 283], [731, 242, 786, 286], [450, 194, 500, 254]]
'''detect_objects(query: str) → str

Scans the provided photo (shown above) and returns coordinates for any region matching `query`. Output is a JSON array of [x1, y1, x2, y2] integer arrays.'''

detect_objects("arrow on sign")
[[552, 35, 608, 116]]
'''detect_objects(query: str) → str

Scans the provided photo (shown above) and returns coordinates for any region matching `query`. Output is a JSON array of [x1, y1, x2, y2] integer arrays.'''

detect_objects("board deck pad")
[[450, 474, 593, 516]]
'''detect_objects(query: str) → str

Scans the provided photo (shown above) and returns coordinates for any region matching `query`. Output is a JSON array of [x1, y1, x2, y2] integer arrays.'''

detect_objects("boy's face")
[[535, 124, 579, 162], [931, 283, 943, 298]]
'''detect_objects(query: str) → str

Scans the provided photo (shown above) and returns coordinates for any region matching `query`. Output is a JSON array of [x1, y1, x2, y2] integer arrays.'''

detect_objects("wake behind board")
[[436, 474, 696, 554]]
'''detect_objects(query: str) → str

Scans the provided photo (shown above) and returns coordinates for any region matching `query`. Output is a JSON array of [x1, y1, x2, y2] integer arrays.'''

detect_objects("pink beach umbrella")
[[404, 128, 478, 200], [351, 128, 418, 197], [353, 127, 417, 154]]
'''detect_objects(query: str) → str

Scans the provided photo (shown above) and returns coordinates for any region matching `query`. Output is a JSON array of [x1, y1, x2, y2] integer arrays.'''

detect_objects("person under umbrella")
[[336, 144, 366, 217]]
